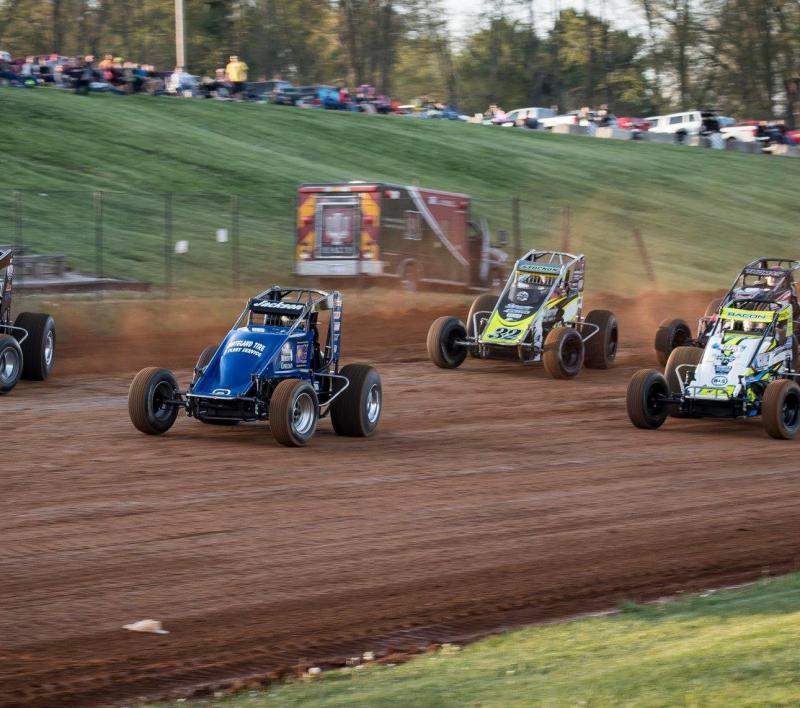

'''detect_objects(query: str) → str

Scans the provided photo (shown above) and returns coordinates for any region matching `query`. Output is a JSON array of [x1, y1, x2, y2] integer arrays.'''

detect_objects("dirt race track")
[[3, 291, 800, 706]]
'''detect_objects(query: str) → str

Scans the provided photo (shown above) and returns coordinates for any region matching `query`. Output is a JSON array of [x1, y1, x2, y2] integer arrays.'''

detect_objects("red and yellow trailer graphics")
[[294, 183, 490, 289]]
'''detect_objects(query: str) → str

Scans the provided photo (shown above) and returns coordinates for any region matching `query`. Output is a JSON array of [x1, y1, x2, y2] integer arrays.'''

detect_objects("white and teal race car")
[[628, 295, 800, 439], [426, 250, 618, 378]]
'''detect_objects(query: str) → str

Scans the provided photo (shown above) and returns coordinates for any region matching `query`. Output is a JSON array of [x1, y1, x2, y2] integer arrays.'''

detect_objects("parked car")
[[492, 107, 556, 127], [540, 110, 598, 130], [646, 109, 721, 137], [617, 117, 651, 131]]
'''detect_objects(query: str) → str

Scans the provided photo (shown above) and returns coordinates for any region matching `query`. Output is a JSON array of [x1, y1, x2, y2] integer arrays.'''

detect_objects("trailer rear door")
[[315, 196, 360, 259]]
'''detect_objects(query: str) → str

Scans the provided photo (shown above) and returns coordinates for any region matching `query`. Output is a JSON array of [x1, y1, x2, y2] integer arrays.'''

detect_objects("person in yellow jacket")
[[225, 55, 248, 99]]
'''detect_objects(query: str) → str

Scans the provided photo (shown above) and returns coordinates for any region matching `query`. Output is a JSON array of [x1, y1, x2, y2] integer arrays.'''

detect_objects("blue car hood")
[[192, 328, 288, 397]]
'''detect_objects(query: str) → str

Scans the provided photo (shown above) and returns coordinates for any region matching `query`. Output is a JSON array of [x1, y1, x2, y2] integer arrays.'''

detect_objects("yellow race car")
[[426, 250, 618, 378]]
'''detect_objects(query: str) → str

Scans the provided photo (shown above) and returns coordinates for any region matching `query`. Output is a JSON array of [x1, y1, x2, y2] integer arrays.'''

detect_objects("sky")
[[441, 0, 646, 39]]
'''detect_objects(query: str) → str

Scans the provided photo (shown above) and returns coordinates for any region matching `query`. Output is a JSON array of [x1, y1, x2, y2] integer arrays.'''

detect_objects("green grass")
[[1, 89, 799, 292], [180, 574, 800, 707]]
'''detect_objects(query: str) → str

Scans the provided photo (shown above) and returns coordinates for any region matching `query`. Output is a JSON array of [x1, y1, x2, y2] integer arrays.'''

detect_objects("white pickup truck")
[[646, 109, 733, 136]]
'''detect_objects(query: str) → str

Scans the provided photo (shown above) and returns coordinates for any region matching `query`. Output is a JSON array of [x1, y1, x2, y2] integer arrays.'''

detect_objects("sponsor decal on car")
[[711, 375, 728, 387], [516, 261, 562, 275]]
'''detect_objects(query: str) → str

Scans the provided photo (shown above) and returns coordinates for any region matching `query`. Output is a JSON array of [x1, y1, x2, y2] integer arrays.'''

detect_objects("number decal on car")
[[488, 327, 522, 340]]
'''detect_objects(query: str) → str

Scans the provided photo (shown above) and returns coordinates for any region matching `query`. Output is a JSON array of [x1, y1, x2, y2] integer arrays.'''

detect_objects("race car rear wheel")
[[194, 344, 217, 376], [542, 327, 584, 379], [427, 317, 468, 369], [762, 379, 800, 440], [583, 309, 618, 369], [626, 369, 669, 429], [331, 364, 382, 437], [14, 312, 55, 380], [664, 346, 703, 396], [664, 346, 703, 417], [0, 335, 23, 395], [466, 293, 497, 358], [269, 378, 319, 447], [128, 367, 181, 434], [654, 318, 692, 367]]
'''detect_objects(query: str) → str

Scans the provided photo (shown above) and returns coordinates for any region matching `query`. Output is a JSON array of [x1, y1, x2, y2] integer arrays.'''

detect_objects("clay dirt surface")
[[3, 292, 800, 707]]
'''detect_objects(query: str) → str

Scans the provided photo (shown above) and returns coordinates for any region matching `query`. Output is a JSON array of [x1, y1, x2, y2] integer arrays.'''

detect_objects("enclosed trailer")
[[294, 183, 507, 289]]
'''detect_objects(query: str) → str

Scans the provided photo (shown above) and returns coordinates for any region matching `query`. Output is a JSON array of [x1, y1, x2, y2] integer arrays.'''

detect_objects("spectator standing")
[[225, 55, 248, 99], [74, 55, 95, 95]]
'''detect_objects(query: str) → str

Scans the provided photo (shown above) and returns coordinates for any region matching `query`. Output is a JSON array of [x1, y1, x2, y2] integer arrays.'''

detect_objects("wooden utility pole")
[[175, 0, 186, 69]]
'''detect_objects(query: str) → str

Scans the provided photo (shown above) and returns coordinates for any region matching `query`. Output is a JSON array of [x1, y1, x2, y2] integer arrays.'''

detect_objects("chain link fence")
[[0, 189, 295, 295], [1, 189, 660, 296]]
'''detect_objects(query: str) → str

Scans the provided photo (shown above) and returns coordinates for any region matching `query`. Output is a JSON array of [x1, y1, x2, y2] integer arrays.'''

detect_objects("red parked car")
[[617, 117, 651, 131]]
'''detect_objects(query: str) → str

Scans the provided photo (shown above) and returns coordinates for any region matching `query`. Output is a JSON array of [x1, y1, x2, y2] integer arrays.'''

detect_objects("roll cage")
[[691, 258, 800, 348], [238, 286, 342, 372]]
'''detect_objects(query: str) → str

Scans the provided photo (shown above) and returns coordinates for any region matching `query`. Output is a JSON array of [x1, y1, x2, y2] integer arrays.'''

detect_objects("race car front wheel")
[[0, 335, 23, 395], [466, 294, 497, 358], [763, 379, 800, 440], [543, 327, 584, 379], [584, 309, 618, 369], [128, 367, 181, 434], [331, 364, 382, 437], [14, 312, 55, 380], [427, 317, 468, 369], [654, 318, 692, 367], [626, 369, 669, 429], [270, 379, 319, 446]]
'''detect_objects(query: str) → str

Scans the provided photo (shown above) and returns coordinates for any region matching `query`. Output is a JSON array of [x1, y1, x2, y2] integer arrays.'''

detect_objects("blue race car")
[[128, 287, 382, 446], [0, 249, 57, 394]]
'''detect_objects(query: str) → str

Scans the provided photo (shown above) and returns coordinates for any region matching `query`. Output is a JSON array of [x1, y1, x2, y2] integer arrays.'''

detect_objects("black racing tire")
[[427, 316, 468, 369], [704, 298, 723, 318], [196, 344, 217, 371], [583, 309, 618, 369], [269, 378, 318, 447], [14, 312, 55, 380], [466, 293, 497, 357], [331, 364, 382, 437], [664, 346, 703, 397], [542, 327, 584, 379], [627, 369, 669, 429], [762, 379, 800, 440], [0, 334, 23, 395], [654, 318, 692, 367], [128, 367, 181, 435], [192, 344, 218, 384]]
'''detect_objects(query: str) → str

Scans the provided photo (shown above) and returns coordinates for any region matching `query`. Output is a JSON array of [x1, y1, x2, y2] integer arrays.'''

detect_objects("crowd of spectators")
[[0, 49, 447, 117], [0, 51, 255, 100]]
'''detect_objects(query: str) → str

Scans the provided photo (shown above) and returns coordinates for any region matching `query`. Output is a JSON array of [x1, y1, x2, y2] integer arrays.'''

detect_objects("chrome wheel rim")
[[0, 347, 20, 383], [366, 384, 381, 424], [44, 330, 54, 368], [292, 392, 316, 436]]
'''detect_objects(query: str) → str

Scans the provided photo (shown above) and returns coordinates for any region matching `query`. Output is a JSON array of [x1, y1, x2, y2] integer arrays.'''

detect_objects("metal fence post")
[[94, 190, 104, 280], [13, 190, 22, 250], [231, 194, 240, 295], [633, 227, 656, 282], [164, 192, 173, 296], [13, 190, 23, 288], [561, 206, 571, 252], [511, 196, 521, 258]]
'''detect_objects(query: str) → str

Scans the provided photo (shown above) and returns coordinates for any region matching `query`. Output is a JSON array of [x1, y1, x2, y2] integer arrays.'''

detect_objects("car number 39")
[[487, 327, 522, 340]]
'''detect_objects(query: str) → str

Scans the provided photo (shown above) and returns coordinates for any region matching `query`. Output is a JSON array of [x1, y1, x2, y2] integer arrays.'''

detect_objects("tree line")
[[1, 0, 798, 124]]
